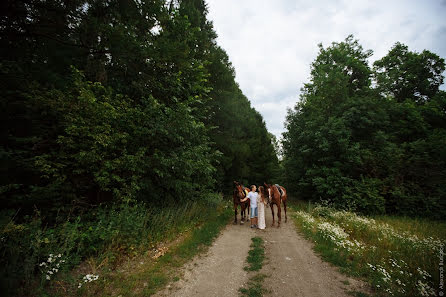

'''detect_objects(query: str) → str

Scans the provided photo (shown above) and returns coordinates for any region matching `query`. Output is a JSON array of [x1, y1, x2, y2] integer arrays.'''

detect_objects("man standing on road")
[[241, 185, 258, 228]]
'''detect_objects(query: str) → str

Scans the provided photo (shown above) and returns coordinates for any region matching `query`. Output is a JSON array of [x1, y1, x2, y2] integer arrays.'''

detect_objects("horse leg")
[[277, 201, 282, 228], [240, 204, 245, 225], [271, 204, 275, 227], [283, 200, 288, 223]]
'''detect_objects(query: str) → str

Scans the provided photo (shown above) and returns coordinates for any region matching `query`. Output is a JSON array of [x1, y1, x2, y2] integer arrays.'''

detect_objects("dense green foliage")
[[0, 0, 278, 294], [283, 35, 446, 218], [1, 0, 278, 214]]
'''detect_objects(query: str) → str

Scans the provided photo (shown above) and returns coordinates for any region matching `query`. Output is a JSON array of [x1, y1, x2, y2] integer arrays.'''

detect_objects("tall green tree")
[[283, 36, 446, 218], [374, 42, 445, 103]]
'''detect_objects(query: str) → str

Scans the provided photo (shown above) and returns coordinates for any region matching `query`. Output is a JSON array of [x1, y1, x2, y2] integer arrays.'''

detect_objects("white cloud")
[[206, 0, 446, 140]]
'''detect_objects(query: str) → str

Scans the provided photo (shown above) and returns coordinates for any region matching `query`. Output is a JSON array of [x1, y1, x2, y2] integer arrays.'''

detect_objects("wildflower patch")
[[39, 253, 66, 281], [293, 206, 445, 297], [78, 273, 99, 289]]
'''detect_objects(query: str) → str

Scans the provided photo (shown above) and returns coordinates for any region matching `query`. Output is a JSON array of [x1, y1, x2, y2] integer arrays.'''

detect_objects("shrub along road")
[[154, 208, 371, 297]]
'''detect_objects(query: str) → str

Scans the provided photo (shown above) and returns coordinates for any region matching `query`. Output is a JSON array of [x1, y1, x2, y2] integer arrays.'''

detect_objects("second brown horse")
[[263, 183, 287, 227], [233, 181, 250, 224]]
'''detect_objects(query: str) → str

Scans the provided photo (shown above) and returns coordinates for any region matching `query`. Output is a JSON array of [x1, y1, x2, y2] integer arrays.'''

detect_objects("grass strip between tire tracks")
[[239, 236, 268, 297]]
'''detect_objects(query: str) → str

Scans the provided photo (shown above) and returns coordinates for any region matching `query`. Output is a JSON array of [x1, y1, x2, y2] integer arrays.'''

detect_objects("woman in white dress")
[[257, 186, 267, 229]]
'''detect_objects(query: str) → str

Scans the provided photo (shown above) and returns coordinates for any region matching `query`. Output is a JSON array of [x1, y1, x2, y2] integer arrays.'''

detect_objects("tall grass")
[[88, 203, 232, 297], [291, 204, 445, 297], [0, 194, 225, 296]]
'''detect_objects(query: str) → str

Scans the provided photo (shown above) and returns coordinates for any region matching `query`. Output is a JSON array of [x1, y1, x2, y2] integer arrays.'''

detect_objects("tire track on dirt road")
[[261, 208, 370, 297], [153, 218, 253, 297]]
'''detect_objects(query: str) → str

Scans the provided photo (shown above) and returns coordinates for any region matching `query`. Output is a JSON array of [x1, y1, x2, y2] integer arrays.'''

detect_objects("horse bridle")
[[237, 186, 245, 201]]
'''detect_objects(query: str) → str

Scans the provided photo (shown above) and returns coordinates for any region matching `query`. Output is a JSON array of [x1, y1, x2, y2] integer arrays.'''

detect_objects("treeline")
[[1, 0, 279, 293], [1, 0, 278, 220], [283, 36, 446, 219]]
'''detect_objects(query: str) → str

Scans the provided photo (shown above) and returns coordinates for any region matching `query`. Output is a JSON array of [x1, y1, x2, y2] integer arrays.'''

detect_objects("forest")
[[1, 0, 278, 294], [283, 35, 446, 219]]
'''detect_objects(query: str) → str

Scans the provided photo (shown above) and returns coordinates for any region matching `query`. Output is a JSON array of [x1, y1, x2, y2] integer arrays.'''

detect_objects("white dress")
[[257, 198, 266, 229]]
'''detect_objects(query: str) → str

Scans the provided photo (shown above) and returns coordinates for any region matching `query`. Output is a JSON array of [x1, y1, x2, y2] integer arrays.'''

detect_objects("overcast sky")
[[205, 0, 446, 140]]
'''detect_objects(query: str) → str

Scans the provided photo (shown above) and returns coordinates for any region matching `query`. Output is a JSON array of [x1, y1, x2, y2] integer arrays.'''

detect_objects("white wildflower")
[[80, 273, 100, 287], [376, 265, 391, 282], [417, 267, 431, 279], [385, 288, 393, 295], [39, 252, 64, 281], [417, 280, 435, 297]]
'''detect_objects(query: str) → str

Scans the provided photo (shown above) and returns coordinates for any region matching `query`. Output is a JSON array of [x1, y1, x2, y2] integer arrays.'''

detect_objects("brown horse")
[[263, 183, 287, 227], [233, 181, 250, 224]]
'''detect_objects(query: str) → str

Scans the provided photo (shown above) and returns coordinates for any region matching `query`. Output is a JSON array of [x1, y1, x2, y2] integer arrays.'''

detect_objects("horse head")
[[264, 182, 273, 202], [233, 182, 245, 202]]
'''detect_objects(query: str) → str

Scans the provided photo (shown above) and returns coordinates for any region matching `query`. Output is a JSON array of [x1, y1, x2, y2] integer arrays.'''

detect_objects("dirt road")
[[154, 207, 369, 297]]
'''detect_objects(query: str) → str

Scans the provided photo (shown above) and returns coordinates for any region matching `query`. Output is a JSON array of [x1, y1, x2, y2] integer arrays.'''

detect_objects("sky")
[[205, 0, 446, 140]]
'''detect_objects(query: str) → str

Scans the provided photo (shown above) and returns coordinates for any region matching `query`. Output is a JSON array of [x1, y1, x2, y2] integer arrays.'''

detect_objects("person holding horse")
[[240, 185, 258, 228]]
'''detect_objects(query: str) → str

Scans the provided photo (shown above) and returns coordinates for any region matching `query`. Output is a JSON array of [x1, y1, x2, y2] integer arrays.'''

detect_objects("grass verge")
[[290, 203, 445, 297], [239, 237, 268, 297], [77, 203, 232, 296], [3, 195, 233, 296]]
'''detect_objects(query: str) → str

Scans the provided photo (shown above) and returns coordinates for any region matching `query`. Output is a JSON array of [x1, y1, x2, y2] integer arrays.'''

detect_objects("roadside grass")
[[372, 215, 446, 241], [2, 194, 232, 296], [291, 202, 445, 297], [239, 237, 269, 297], [77, 202, 232, 296]]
